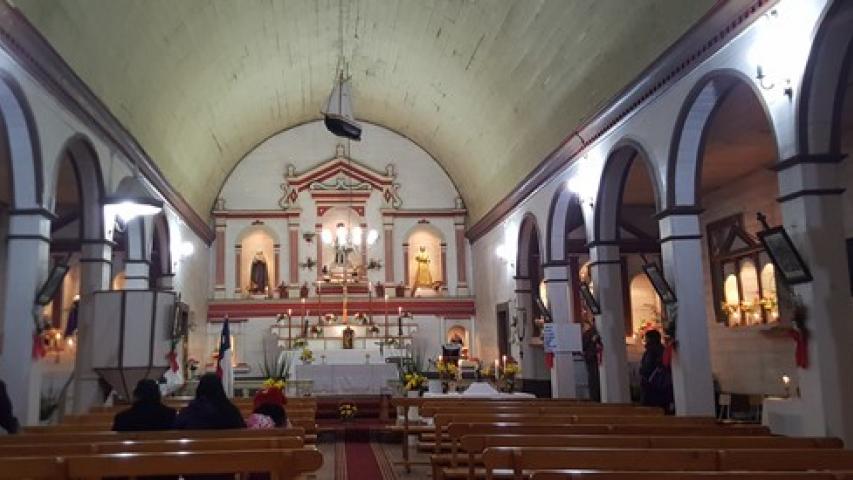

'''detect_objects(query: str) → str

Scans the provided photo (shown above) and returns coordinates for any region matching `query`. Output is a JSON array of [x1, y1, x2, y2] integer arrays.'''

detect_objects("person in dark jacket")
[[0, 380, 19, 434], [174, 373, 245, 430], [639, 329, 672, 411], [112, 379, 176, 432]]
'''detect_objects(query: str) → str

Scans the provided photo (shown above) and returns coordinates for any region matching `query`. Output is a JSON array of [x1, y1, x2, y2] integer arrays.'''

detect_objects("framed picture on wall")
[[757, 227, 812, 285], [578, 282, 601, 315], [642, 262, 677, 305], [35, 263, 70, 306]]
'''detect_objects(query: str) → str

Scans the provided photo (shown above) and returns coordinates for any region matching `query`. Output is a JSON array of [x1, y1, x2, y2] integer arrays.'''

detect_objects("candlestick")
[[384, 294, 389, 341]]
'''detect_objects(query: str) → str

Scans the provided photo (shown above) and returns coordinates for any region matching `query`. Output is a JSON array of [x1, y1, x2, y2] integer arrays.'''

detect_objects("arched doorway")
[[514, 213, 549, 392]]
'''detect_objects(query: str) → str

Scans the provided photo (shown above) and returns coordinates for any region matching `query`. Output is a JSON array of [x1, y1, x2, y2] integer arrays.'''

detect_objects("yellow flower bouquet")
[[403, 372, 427, 391], [339, 402, 358, 420], [300, 348, 314, 364], [436, 359, 459, 381], [262, 377, 286, 390]]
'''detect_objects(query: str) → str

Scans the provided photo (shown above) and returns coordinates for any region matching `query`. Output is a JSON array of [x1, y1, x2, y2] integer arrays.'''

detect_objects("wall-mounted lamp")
[[495, 244, 515, 269], [103, 176, 164, 242], [178, 241, 195, 259], [566, 161, 598, 207], [748, 6, 807, 100]]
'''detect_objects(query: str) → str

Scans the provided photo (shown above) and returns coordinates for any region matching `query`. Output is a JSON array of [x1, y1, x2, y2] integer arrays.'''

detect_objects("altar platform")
[[208, 296, 476, 319]]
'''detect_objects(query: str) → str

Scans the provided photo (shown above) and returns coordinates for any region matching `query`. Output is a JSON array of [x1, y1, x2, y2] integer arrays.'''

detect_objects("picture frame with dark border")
[[642, 262, 677, 305], [579, 282, 601, 315], [757, 226, 812, 285], [35, 263, 70, 306]]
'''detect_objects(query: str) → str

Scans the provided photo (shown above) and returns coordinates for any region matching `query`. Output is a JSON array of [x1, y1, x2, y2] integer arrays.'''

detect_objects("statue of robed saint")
[[249, 250, 270, 294]]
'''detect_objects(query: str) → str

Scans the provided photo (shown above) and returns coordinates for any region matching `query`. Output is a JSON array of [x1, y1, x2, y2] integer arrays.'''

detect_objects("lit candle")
[[438, 355, 443, 364], [782, 375, 790, 386], [494, 359, 500, 372], [288, 309, 292, 316], [398, 306, 402, 315], [502, 355, 507, 367]]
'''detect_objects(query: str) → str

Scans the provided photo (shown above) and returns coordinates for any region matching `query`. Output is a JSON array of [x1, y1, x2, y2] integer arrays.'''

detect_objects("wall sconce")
[[495, 244, 515, 269], [566, 159, 598, 207], [748, 7, 806, 100], [104, 176, 164, 242]]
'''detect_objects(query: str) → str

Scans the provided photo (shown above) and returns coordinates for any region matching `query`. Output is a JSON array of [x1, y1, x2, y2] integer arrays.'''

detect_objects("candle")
[[438, 355, 443, 364], [782, 375, 791, 386], [502, 355, 507, 367], [494, 359, 500, 374], [398, 306, 402, 315], [288, 309, 292, 316]]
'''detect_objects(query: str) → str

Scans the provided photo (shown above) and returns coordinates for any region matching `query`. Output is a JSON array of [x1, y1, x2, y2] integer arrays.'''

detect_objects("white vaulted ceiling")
[[13, 0, 715, 223]]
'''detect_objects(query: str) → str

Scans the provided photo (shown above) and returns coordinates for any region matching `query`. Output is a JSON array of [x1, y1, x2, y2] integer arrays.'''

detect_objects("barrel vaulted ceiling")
[[14, 0, 715, 223]]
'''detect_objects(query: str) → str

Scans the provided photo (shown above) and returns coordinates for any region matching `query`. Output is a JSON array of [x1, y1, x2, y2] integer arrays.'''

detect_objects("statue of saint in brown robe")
[[249, 250, 269, 294]]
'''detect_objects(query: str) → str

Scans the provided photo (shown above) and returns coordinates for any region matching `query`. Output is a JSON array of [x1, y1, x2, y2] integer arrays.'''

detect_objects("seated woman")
[[113, 379, 176, 432], [246, 384, 288, 429], [174, 373, 245, 429]]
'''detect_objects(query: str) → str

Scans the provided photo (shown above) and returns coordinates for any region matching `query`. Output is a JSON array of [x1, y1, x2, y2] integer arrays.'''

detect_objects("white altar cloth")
[[293, 348, 405, 365], [293, 363, 398, 395], [761, 396, 804, 436]]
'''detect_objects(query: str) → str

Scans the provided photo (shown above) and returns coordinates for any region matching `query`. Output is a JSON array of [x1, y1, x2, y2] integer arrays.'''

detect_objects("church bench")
[[0, 456, 66, 479], [62, 448, 323, 480], [64, 407, 317, 425], [0, 435, 305, 456], [482, 447, 853, 480], [434, 435, 843, 480], [530, 472, 847, 480], [42, 417, 317, 436], [418, 405, 662, 418], [1, 426, 306, 445]]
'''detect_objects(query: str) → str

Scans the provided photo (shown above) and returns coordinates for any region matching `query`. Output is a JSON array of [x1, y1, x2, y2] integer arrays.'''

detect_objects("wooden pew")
[[0, 457, 65, 479], [482, 447, 853, 480], [0, 436, 305, 456], [0, 426, 306, 445], [64, 448, 323, 480], [440, 435, 842, 480], [418, 405, 663, 418], [531, 472, 846, 480]]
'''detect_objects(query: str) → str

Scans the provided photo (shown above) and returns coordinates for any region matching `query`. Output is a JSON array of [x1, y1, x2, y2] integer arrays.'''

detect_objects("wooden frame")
[[35, 262, 70, 306], [757, 226, 812, 285], [642, 262, 677, 305], [578, 282, 601, 315]]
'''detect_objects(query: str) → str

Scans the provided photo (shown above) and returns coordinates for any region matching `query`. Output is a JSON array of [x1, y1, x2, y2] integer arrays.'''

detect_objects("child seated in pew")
[[113, 379, 176, 432], [246, 384, 289, 429], [174, 373, 245, 430]]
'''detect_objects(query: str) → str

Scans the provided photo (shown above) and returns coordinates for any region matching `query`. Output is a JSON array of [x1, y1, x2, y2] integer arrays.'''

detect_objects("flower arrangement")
[[259, 346, 292, 383], [367, 324, 381, 336], [354, 312, 369, 325], [339, 402, 358, 420], [310, 325, 323, 337], [501, 361, 520, 379], [436, 359, 459, 381], [403, 372, 427, 391], [299, 348, 314, 364], [323, 313, 338, 324], [262, 378, 286, 390], [292, 338, 307, 348]]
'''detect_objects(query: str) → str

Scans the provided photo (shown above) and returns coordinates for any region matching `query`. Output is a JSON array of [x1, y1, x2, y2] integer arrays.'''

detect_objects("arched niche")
[[150, 212, 172, 288], [405, 222, 444, 296], [236, 223, 278, 296], [446, 324, 468, 357], [320, 206, 365, 277], [545, 188, 587, 264], [628, 273, 662, 339]]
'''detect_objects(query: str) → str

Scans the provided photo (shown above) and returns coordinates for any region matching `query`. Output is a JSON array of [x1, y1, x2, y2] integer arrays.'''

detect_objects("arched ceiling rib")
[[14, 0, 715, 222]]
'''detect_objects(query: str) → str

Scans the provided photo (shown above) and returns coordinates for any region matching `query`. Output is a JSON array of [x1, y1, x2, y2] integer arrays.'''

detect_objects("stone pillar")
[[455, 220, 468, 295], [233, 245, 242, 296], [73, 239, 113, 413], [273, 244, 281, 292], [157, 273, 175, 291], [0, 210, 51, 425], [543, 263, 578, 398], [514, 276, 538, 380], [440, 242, 448, 293], [123, 259, 150, 290], [360, 223, 368, 269], [214, 219, 226, 298], [315, 223, 323, 282], [383, 217, 394, 284], [288, 218, 299, 285], [658, 213, 715, 416], [588, 244, 631, 403], [402, 243, 410, 289], [775, 156, 853, 444]]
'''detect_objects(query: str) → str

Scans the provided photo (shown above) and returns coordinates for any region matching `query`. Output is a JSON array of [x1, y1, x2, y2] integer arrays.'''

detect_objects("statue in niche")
[[411, 246, 433, 295], [249, 250, 270, 294], [342, 326, 355, 349]]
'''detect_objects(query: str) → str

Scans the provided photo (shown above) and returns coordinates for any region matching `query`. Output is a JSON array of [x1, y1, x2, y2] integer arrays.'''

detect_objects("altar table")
[[761, 396, 804, 436], [293, 363, 398, 395], [293, 348, 405, 365]]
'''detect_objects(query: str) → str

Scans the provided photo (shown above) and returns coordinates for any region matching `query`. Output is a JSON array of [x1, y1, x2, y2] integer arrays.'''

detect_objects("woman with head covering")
[[639, 329, 673, 411], [112, 379, 176, 432], [0, 380, 19, 434], [174, 373, 245, 429], [246, 385, 288, 429]]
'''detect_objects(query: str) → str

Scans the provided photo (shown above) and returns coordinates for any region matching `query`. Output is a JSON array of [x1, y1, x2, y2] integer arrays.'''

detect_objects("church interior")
[[1, 0, 853, 478]]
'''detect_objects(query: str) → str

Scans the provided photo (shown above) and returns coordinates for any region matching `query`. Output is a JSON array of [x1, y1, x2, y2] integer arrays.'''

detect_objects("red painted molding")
[[465, 0, 777, 242], [0, 3, 215, 245], [381, 208, 467, 218], [208, 297, 476, 320], [213, 210, 301, 219]]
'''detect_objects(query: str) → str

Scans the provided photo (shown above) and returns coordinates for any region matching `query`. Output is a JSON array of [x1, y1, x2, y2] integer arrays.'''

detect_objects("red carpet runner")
[[336, 424, 397, 480]]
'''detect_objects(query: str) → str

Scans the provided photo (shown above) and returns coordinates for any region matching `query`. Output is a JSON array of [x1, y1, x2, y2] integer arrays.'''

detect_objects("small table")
[[761, 396, 804, 436]]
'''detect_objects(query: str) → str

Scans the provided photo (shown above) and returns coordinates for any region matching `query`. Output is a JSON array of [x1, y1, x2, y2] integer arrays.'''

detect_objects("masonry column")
[[543, 263, 578, 398], [402, 243, 410, 290], [288, 217, 299, 287], [775, 155, 853, 444], [440, 242, 448, 294], [455, 219, 469, 295], [234, 244, 242, 296], [73, 239, 113, 412], [214, 218, 226, 298], [315, 223, 323, 282], [383, 216, 394, 286], [658, 212, 715, 416], [514, 276, 538, 380], [589, 244, 630, 403], [0, 210, 51, 425]]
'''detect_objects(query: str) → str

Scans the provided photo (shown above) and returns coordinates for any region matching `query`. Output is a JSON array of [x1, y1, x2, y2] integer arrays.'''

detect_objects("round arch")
[[52, 134, 106, 242], [545, 186, 587, 264], [0, 72, 43, 209], [150, 211, 171, 280], [235, 222, 281, 245], [798, 0, 853, 155], [515, 212, 543, 279], [667, 69, 780, 209], [593, 138, 663, 244]]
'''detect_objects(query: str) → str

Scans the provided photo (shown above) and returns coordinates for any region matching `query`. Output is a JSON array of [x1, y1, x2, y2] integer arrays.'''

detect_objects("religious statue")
[[342, 326, 355, 349], [411, 245, 433, 295], [249, 250, 270, 294]]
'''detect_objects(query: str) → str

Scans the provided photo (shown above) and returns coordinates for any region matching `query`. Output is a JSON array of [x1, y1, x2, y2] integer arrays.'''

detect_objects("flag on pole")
[[216, 316, 234, 398]]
